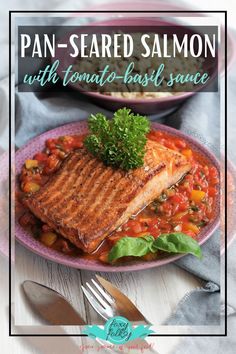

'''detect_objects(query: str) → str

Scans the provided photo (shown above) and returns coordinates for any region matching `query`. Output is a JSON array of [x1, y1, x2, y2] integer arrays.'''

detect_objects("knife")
[[22, 280, 86, 325], [96, 275, 151, 324]]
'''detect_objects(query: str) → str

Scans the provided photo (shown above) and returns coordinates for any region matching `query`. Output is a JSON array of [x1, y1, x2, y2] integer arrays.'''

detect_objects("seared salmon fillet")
[[24, 139, 191, 253]]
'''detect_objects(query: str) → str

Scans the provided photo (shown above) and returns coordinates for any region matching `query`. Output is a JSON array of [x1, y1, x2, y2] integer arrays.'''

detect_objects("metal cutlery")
[[81, 275, 150, 323], [22, 280, 86, 325], [22, 280, 128, 353], [82, 275, 159, 353], [22, 279, 158, 353]]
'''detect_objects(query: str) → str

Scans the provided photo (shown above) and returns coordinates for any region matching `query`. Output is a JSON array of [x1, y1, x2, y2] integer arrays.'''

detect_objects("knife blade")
[[96, 275, 151, 324], [22, 280, 86, 325]]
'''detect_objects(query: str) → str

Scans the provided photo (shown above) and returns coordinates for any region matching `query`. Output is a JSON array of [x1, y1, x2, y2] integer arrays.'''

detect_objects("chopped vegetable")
[[23, 182, 40, 193], [182, 222, 199, 234], [181, 149, 193, 159], [19, 212, 37, 227], [34, 152, 48, 162], [99, 252, 109, 263], [84, 108, 150, 170], [25, 159, 38, 169], [173, 211, 188, 220], [190, 190, 206, 203], [208, 187, 218, 197], [40, 232, 57, 246]]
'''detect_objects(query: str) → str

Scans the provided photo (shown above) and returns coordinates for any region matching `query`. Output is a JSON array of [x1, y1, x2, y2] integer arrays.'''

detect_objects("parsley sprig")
[[84, 108, 150, 170]]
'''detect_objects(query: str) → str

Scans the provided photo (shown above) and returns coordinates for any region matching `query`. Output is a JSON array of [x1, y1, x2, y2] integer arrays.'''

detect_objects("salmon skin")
[[24, 139, 192, 253]]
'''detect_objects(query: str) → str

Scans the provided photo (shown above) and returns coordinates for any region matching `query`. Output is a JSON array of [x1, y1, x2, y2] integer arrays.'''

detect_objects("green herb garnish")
[[108, 232, 202, 263], [108, 235, 155, 263], [189, 205, 199, 212], [197, 220, 208, 227], [157, 192, 168, 202], [84, 108, 150, 171]]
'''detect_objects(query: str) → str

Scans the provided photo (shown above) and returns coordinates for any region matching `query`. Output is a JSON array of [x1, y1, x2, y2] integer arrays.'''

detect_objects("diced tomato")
[[34, 152, 48, 162], [19, 212, 37, 227], [148, 227, 161, 238], [50, 148, 64, 157], [44, 154, 60, 174], [46, 138, 56, 149], [159, 220, 171, 233], [160, 202, 172, 215], [99, 252, 109, 263], [203, 166, 209, 176], [42, 224, 53, 232], [61, 240, 74, 254], [154, 131, 164, 137], [178, 202, 189, 212], [175, 139, 187, 149], [210, 177, 220, 185], [138, 217, 153, 224], [208, 187, 218, 197], [209, 166, 218, 179], [33, 173, 42, 183], [147, 132, 158, 141], [183, 230, 196, 238], [170, 194, 184, 204], [71, 140, 83, 148], [163, 140, 176, 150], [62, 136, 74, 145], [128, 221, 143, 234]]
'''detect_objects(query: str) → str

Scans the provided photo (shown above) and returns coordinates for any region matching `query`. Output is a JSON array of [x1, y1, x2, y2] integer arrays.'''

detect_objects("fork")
[[82, 277, 159, 353], [82, 276, 150, 323], [82, 278, 116, 321]]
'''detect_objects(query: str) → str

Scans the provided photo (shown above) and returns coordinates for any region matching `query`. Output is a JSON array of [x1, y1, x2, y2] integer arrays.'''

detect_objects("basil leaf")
[[152, 232, 202, 259], [108, 235, 154, 263]]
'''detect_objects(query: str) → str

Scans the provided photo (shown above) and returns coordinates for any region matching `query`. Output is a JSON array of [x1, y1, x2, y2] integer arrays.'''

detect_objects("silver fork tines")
[[91, 279, 114, 305], [82, 275, 150, 325], [81, 280, 114, 321]]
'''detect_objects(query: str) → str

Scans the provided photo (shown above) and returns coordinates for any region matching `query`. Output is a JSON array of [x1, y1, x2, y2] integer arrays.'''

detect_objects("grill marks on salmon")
[[24, 139, 192, 253]]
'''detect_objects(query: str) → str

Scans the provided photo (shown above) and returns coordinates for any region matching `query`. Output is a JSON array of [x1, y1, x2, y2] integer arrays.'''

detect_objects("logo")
[[83, 316, 154, 345], [105, 317, 132, 344]]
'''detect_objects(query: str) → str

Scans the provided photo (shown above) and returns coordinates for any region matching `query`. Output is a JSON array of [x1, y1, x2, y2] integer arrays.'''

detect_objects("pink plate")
[[14, 121, 221, 272], [0, 151, 9, 258]]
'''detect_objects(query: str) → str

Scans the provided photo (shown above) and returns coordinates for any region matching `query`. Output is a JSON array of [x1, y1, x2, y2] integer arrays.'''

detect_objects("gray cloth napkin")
[[162, 92, 221, 326], [165, 38, 236, 352]]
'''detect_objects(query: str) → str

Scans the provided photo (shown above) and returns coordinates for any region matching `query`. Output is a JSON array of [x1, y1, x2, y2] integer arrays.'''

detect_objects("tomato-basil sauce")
[[17, 131, 219, 263]]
